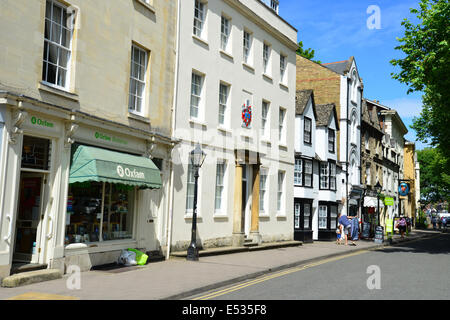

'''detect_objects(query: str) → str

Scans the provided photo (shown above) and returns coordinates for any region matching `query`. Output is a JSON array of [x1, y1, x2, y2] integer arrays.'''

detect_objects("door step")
[[11, 263, 48, 275], [2, 269, 62, 288], [243, 238, 258, 247]]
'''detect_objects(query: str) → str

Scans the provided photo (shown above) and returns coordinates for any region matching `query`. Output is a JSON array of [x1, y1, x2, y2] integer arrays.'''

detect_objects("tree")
[[390, 0, 450, 163], [296, 41, 321, 64], [416, 148, 450, 204]]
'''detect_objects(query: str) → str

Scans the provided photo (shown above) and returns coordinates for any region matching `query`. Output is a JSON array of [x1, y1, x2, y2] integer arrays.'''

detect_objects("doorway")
[[13, 172, 47, 264], [241, 164, 252, 236]]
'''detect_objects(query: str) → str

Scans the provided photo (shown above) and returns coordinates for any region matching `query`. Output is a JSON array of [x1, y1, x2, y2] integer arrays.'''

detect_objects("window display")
[[65, 181, 134, 244]]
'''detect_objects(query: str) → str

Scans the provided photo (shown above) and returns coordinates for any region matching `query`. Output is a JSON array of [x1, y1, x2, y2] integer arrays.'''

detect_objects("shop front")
[[0, 98, 172, 279], [362, 196, 384, 238]]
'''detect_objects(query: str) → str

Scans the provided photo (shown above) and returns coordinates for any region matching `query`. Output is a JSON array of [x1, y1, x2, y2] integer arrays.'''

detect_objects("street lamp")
[[375, 181, 382, 227], [187, 144, 206, 261]]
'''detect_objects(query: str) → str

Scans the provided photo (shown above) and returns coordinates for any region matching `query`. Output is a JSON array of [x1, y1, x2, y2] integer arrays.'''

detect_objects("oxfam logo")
[[30, 116, 54, 128], [116, 165, 145, 179], [117, 165, 125, 177], [31, 117, 37, 124]]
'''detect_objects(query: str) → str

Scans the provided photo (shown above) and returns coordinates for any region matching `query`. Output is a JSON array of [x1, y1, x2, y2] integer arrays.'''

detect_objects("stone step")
[[1, 269, 62, 288], [11, 263, 48, 275]]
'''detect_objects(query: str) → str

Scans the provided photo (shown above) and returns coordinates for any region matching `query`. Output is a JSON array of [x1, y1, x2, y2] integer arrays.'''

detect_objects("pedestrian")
[[338, 213, 356, 246], [432, 215, 437, 230], [437, 216, 442, 230], [441, 216, 447, 231], [396, 216, 407, 239], [336, 224, 343, 245]]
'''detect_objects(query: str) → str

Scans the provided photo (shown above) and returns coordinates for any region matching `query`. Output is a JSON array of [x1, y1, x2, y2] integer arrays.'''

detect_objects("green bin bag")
[[128, 248, 148, 265]]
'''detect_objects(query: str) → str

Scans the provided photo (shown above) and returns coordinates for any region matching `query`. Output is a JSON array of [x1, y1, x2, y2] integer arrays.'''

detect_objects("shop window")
[[21, 136, 51, 171], [65, 182, 135, 244]]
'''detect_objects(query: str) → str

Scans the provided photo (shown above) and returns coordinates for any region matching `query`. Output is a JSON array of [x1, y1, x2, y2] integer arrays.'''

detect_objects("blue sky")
[[279, 0, 429, 150]]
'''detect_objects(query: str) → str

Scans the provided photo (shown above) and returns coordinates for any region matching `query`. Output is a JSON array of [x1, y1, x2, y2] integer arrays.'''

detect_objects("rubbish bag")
[[118, 249, 137, 266], [127, 248, 148, 266]]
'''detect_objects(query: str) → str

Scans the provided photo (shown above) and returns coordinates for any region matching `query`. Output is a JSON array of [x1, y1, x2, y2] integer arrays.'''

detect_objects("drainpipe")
[[166, 0, 181, 260], [346, 76, 350, 216]]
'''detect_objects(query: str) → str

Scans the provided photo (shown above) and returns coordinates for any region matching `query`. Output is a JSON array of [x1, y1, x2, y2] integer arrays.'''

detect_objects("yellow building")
[[0, 0, 178, 280], [402, 141, 420, 223]]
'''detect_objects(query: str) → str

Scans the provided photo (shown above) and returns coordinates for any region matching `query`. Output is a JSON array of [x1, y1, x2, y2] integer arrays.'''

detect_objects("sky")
[[279, 0, 430, 150]]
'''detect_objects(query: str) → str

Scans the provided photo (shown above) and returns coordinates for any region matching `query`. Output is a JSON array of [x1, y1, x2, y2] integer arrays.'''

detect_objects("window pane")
[[48, 43, 58, 64], [57, 67, 66, 87], [47, 63, 57, 84], [59, 48, 69, 68], [51, 22, 61, 44]]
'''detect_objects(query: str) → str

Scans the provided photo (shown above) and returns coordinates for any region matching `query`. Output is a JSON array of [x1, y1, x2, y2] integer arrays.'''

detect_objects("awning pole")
[[99, 182, 105, 242]]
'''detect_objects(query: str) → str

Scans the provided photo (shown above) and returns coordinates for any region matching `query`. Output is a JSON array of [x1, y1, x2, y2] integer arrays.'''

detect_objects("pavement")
[[0, 228, 441, 300]]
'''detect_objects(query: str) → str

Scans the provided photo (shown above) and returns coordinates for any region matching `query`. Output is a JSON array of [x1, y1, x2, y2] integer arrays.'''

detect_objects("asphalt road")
[[189, 233, 450, 300]]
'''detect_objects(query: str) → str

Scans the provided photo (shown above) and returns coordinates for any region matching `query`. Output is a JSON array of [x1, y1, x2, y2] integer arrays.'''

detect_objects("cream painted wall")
[[0, 0, 176, 136]]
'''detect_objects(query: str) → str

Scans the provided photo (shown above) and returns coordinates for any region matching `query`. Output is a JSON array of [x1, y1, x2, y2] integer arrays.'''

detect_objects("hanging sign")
[[384, 197, 394, 206], [398, 182, 410, 196], [241, 102, 252, 128]]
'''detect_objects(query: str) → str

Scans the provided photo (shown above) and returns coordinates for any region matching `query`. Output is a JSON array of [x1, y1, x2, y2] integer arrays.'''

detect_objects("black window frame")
[[294, 199, 313, 231], [328, 129, 335, 153], [294, 157, 303, 186], [304, 117, 312, 145], [302, 159, 313, 188], [318, 201, 339, 230]]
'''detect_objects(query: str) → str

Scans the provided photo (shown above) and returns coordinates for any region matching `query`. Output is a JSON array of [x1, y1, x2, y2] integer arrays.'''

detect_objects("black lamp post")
[[187, 144, 206, 261], [375, 181, 382, 227]]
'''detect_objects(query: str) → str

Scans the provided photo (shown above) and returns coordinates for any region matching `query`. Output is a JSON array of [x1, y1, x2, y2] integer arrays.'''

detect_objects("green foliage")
[[296, 41, 322, 64], [417, 148, 450, 204], [416, 211, 429, 229], [390, 0, 450, 160]]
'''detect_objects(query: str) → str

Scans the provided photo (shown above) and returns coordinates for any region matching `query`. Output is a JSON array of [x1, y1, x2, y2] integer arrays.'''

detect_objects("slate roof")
[[295, 89, 314, 115], [321, 57, 354, 76], [315, 103, 338, 130]]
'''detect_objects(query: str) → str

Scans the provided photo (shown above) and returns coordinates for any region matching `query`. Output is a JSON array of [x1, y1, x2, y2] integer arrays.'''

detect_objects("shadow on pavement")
[[377, 233, 450, 255]]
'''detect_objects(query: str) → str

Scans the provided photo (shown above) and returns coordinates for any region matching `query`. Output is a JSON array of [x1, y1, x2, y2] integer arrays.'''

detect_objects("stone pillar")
[[232, 160, 244, 247], [250, 162, 261, 244]]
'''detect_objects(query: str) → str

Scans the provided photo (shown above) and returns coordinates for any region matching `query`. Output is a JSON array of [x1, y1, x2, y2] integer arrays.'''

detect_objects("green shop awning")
[[69, 145, 162, 189]]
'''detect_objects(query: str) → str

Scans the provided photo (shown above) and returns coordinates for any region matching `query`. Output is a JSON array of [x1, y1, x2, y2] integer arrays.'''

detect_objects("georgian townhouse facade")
[[296, 56, 364, 219], [293, 90, 340, 242], [0, 0, 178, 279], [169, 0, 297, 252], [403, 141, 420, 224]]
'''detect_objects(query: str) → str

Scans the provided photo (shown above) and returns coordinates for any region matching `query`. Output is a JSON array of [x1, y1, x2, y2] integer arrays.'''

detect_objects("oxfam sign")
[[116, 165, 145, 180], [31, 116, 54, 128]]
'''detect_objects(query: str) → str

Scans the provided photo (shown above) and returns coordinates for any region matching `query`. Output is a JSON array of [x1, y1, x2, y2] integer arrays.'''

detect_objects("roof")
[[315, 103, 339, 130], [295, 89, 314, 115], [322, 57, 354, 76]]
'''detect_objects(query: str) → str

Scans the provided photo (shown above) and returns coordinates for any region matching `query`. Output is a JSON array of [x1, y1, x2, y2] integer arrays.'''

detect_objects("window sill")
[[192, 34, 209, 47], [128, 111, 151, 124], [242, 62, 255, 72], [278, 142, 288, 149], [184, 213, 203, 220], [262, 73, 273, 82], [219, 49, 234, 61], [38, 82, 79, 102], [259, 212, 270, 218], [260, 138, 271, 145], [218, 126, 232, 133], [189, 118, 207, 128], [64, 239, 137, 255], [213, 213, 228, 219], [276, 213, 287, 219], [135, 0, 156, 14], [279, 82, 289, 90]]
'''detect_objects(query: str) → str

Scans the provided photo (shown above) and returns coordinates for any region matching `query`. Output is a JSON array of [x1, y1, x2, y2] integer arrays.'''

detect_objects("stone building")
[[168, 0, 298, 252], [361, 99, 385, 236], [0, 0, 178, 279]]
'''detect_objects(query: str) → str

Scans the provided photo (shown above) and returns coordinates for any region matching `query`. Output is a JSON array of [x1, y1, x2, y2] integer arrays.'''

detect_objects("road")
[[188, 233, 450, 300]]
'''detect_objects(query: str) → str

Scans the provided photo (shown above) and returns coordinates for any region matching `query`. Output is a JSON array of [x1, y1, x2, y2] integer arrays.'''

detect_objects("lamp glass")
[[190, 144, 206, 168]]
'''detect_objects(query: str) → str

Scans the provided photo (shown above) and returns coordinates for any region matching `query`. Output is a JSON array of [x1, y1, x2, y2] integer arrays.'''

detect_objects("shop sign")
[[398, 182, 410, 196], [95, 131, 128, 145], [116, 165, 145, 179], [384, 197, 394, 206], [31, 116, 54, 128], [241, 102, 252, 128]]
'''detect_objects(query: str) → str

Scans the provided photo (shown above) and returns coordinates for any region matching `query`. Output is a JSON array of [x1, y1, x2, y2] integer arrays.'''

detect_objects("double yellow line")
[[193, 250, 368, 300]]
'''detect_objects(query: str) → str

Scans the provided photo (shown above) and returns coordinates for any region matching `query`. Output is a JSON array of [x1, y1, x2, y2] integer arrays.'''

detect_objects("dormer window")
[[270, 0, 279, 13]]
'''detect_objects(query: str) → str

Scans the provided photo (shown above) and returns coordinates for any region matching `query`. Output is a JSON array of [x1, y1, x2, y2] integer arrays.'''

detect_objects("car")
[[438, 212, 450, 219]]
